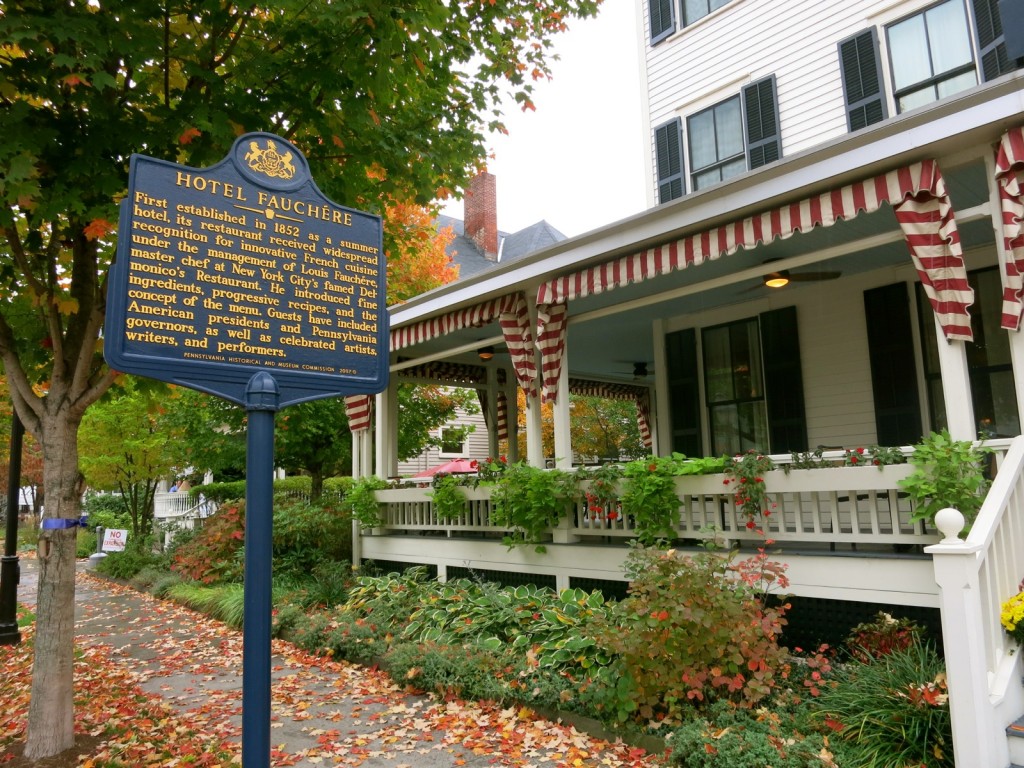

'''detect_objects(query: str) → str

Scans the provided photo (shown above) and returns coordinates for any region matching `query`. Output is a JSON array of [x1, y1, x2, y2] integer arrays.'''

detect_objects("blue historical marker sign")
[[105, 132, 388, 406]]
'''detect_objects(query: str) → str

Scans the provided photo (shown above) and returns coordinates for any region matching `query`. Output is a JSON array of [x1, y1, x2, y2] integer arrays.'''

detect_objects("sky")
[[440, 0, 649, 238]]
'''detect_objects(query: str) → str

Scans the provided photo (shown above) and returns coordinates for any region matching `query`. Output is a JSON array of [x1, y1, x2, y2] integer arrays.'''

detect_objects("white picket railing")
[[927, 435, 1024, 768]]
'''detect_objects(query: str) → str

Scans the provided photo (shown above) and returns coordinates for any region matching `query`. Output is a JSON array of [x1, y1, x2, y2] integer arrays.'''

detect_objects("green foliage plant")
[[346, 476, 391, 529], [815, 641, 953, 768], [900, 430, 991, 527], [95, 538, 165, 581], [490, 462, 578, 552], [619, 454, 725, 546], [598, 544, 790, 722], [666, 699, 839, 768], [429, 473, 470, 520]]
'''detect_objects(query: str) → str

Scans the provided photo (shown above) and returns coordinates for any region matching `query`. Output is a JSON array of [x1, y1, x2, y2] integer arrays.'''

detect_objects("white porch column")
[[653, 319, 669, 456], [926, 516, 1008, 768], [506, 370, 520, 463], [525, 394, 545, 467], [485, 365, 500, 459], [553, 347, 572, 470], [932, 314, 976, 440], [351, 429, 363, 566], [374, 378, 399, 478], [524, 292, 545, 468]]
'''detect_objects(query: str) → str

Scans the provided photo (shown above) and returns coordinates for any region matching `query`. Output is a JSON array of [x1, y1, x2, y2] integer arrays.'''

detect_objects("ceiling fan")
[[614, 361, 653, 380], [750, 260, 841, 290]]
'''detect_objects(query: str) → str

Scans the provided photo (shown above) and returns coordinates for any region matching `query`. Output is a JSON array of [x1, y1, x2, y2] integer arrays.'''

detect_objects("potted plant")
[[620, 453, 726, 545], [430, 472, 470, 521], [899, 430, 991, 529], [346, 475, 391, 529], [489, 462, 578, 553]]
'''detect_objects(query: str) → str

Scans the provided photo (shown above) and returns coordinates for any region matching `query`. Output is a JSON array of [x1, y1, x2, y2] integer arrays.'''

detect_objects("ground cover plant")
[[87, 489, 953, 767]]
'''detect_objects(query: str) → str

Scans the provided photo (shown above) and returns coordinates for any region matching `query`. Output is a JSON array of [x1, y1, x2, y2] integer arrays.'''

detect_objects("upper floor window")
[[839, 0, 1018, 131], [683, 0, 731, 26], [649, 0, 736, 44], [887, 0, 977, 113], [685, 76, 781, 193]]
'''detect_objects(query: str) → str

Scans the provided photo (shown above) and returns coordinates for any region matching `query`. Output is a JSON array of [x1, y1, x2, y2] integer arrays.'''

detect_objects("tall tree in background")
[[0, 0, 600, 756], [78, 376, 177, 540]]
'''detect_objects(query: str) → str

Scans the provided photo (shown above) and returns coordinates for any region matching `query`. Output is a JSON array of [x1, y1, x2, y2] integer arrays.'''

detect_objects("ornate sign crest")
[[243, 138, 296, 180]]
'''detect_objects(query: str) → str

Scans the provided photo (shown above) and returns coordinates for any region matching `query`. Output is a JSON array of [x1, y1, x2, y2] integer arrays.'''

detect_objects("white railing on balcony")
[[373, 441, 1013, 550], [153, 491, 217, 527]]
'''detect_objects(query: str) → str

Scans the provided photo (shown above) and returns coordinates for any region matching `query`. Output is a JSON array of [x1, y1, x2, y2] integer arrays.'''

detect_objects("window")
[[682, 0, 731, 26], [654, 118, 685, 203], [687, 77, 780, 192], [918, 267, 1020, 437], [437, 426, 468, 457], [703, 318, 768, 456], [886, 0, 977, 113]]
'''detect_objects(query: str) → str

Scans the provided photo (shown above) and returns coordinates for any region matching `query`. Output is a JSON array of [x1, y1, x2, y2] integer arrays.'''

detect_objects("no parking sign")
[[101, 529, 129, 552]]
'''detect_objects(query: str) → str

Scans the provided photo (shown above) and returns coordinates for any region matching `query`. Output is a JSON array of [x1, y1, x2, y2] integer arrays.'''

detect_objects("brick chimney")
[[464, 171, 498, 261]]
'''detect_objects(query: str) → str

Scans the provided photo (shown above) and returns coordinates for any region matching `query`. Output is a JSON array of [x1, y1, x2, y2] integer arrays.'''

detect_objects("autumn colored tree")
[[385, 200, 459, 301], [570, 395, 646, 462], [0, 0, 600, 756], [512, 390, 647, 464]]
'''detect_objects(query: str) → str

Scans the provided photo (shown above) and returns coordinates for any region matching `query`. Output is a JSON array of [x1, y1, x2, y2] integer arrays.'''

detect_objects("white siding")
[[639, 0, 970, 199], [395, 405, 492, 478]]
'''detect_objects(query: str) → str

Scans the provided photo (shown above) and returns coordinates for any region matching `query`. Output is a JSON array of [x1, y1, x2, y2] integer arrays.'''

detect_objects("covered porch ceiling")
[[388, 75, 1023, 387]]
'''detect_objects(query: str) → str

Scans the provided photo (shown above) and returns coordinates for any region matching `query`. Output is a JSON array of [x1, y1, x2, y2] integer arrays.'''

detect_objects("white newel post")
[[926, 508, 1006, 768]]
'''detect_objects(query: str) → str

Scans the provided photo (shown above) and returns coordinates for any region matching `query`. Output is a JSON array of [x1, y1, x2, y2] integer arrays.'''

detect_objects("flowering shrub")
[[845, 611, 922, 662], [1001, 591, 1024, 644], [844, 445, 906, 467], [724, 451, 775, 528], [471, 455, 508, 483], [578, 462, 623, 529], [597, 544, 791, 721]]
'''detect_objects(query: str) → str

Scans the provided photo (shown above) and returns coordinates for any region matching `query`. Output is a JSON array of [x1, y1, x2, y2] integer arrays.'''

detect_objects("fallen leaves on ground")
[[1, 570, 666, 767]]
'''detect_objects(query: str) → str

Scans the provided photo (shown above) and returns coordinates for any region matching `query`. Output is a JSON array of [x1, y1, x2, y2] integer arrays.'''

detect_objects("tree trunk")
[[311, 468, 324, 502], [23, 408, 83, 759]]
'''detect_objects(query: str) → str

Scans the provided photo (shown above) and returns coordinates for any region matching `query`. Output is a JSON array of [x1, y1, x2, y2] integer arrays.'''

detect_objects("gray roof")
[[437, 214, 567, 281]]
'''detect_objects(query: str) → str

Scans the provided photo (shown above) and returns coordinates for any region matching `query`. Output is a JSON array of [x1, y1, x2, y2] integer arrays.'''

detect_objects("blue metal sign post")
[[104, 133, 388, 768]]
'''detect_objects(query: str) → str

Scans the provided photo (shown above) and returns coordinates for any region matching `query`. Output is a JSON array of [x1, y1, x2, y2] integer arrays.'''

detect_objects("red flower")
[[746, 520, 756, 529], [470, 460, 478, 469], [648, 463, 657, 472]]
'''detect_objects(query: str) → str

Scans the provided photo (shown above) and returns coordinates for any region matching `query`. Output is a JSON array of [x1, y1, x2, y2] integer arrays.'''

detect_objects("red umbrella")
[[411, 458, 478, 478]]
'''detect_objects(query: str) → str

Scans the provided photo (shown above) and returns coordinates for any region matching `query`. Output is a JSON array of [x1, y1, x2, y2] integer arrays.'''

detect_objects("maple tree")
[[0, 0, 601, 757]]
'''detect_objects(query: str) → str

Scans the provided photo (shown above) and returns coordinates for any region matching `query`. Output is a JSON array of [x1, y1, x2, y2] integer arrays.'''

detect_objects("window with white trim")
[[437, 426, 468, 458], [648, 0, 736, 45], [886, 0, 977, 113]]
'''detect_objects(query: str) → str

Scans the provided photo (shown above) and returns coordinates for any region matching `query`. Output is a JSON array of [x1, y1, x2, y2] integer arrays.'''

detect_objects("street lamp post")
[[0, 410, 24, 645]]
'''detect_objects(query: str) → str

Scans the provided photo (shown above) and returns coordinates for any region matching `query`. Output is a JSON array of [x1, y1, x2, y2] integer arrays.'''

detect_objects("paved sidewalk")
[[14, 559, 662, 767]]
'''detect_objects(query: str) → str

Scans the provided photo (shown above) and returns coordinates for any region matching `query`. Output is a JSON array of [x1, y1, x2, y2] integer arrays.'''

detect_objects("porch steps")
[[1007, 714, 1024, 766]]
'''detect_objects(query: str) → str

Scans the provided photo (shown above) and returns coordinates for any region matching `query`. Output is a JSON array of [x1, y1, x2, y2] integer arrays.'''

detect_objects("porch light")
[[764, 271, 790, 288], [478, 346, 495, 361]]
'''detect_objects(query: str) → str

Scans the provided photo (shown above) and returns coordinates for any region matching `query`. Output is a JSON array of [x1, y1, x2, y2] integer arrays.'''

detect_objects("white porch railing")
[[927, 434, 1024, 768], [375, 462, 936, 549], [153, 492, 217, 545]]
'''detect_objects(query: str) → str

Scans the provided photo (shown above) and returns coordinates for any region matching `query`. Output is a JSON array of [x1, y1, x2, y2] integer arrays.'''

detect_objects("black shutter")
[[650, 0, 675, 44], [742, 76, 781, 170], [975, 0, 1011, 80], [665, 328, 702, 457], [760, 306, 807, 453], [864, 283, 923, 445], [838, 29, 888, 132], [655, 118, 685, 204]]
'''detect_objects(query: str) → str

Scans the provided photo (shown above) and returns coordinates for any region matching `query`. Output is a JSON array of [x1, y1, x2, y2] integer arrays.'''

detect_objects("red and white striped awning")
[[997, 126, 1024, 330], [344, 394, 373, 433], [534, 159, 974, 403], [569, 379, 653, 450], [390, 291, 537, 399]]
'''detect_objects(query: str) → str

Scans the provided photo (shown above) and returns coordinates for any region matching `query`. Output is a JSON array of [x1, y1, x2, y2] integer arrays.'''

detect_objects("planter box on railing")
[[371, 464, 933, 548]]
